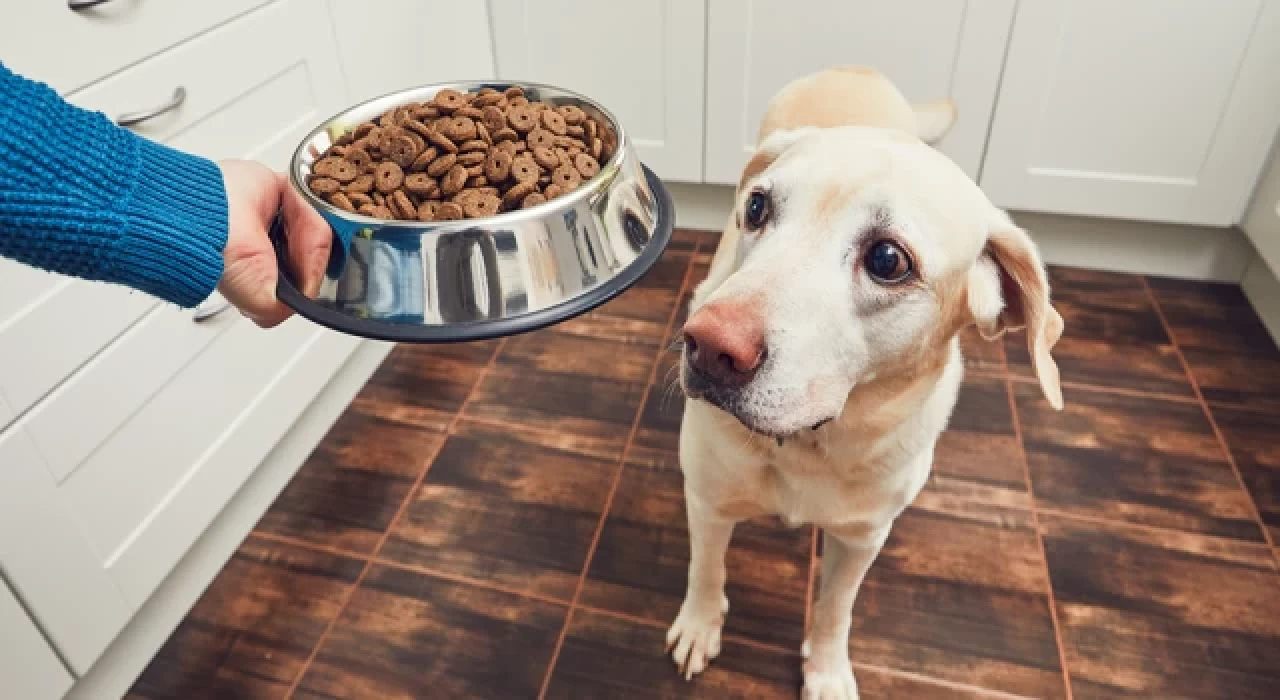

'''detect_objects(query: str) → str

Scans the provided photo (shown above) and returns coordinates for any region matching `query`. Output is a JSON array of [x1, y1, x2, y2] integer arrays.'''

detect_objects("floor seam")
[[1036, 507, 1276, 557], [1140, 277, 1279, 569], [536, 241, 704, 699], [281, 339, 507, 699], [1005, 380, 1075, 700]]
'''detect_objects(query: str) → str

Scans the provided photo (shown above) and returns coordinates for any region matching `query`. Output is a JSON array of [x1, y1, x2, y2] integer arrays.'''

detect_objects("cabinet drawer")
[[0, 0, 272, 95], [0, 576, 73, 700], [22, 293, 239, 483]]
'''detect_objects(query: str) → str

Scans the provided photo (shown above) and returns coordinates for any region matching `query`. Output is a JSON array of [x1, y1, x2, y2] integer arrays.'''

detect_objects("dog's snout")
[[683, 302, 766, 389]]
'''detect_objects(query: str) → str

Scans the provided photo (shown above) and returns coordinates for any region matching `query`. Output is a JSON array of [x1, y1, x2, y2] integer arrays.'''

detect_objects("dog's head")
[[681, 68, 1062, 438]]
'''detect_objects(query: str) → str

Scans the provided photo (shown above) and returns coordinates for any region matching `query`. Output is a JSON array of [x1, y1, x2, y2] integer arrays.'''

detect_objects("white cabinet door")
[[488, 0, 707, 182], [980, 0, 1280, 226], [327, 0, 496, 105], [703, 0, 1015, 184], [0, 577, 74, 700]]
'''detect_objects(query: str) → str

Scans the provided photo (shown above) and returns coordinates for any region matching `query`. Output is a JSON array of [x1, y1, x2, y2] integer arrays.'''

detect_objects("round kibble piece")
[[410, 146, 439, 172], [404, 173, 438, 196], [476, 123, 493, 146], [456, 106, 485, 120], [426, 130, 458, 154], [344, 174, 374, 194], [444, 116, 477, 142], [508, 96, 529, 107], [483, 150, 513, 181], [312, 157, 342, 177], [543, 184, 563, 200], [503, 181, 537, 210], [557, 105, 586, 125], [309, 177, 340, 195], [574, 153, 600, 179], [521, 192, 547, 209], [533, 146, 559, 170], [442, 164, 468, 196], [433, 89, 468, 113], [426, 153, 457, 178], [467, 175, 488, 188], [464, 194, 502, 219], [391, 190, 415, 220], [345, 147, 372, 171], [507, 105, 538, 133], [436, 202, 464, 220], [459, 139, 488, 153], [481, 105, 507, 133], [552, 164, 581, 189], [457, 151, 486, 167], [375, 162, 405, 193], [329, 159, 359, 183], [386, 134, 420, 168], [527, 128, 555, 151], [348, 192, 372, 209], [417, 201, 439, 221], [510, 156, 539, 183], [353, 122, 377, 139], [540, 109, 568, 136], [329, 192, 355, 212], [492, 127, 518, 143], [504, 86, 524, 99]]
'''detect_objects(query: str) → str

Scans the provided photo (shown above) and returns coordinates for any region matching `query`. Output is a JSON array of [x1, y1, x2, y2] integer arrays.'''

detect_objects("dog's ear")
[[913, 99, 957, 144], [740, 126, 818, 191], [967, 210, 1065, 409]]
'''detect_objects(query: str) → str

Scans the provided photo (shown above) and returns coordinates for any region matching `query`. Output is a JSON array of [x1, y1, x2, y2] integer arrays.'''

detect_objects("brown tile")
[[1211, 403, 1280, 544], [1040, 514, 1280, 699], [127, 537, 362, 700], [380, 421, 617, 601], [923, 376, 1031, 511], [545, 609, 802, 699], [254, 405, 443, 553], [959, 326, 1006, 374], [854, 667, 1011, 700], [351, 340, 497, 431], [1016, 383, 1264, 541], [1148, 277, 1280, 411], [1005, 267, 1192, 396], [629, 347, 686, 468], [580, 458, 813, 650], [294, 564, 564, 699], [591, 236, 693, 338], [849, 498, 1066, 698], [465, 322, 657, 461]]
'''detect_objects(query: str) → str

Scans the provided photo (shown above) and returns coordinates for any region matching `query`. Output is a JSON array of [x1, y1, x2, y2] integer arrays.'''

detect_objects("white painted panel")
[[0, 577, 73, 700], [328, 0, 496, 105], [1243, 141, 1280, 277], [0, 426, 132, 675], [489, 0, 707, 182], [704, 0, 1013, 184], [980, 0, 1280, 226], [0, 0, 272, 94], [0, 261, 58, 332]]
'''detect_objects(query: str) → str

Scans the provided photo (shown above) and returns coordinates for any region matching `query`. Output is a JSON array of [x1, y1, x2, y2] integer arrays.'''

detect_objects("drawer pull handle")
[[67, 0, 117, 10], [116, 87, 187, 127], [193, 299, 233, 323]]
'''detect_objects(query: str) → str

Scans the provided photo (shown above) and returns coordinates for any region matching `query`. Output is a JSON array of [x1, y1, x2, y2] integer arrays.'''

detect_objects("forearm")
[[0, 62, 229, 307]]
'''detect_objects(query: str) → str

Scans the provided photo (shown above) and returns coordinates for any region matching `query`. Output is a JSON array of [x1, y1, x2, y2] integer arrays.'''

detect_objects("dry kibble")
[[306, 86, 618, 221]]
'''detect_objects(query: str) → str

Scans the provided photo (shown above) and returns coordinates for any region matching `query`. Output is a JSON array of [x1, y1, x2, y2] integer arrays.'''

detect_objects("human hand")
[[216, 159, 332, 328]]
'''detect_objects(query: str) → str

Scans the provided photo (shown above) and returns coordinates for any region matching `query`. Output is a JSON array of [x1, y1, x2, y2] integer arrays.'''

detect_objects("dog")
[[668, 66, 1064, 699]]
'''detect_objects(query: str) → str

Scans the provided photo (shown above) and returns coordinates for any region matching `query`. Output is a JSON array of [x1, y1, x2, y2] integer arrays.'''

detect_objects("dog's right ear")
[[740, 126, 818, 192], [912, 99, 957, 144]]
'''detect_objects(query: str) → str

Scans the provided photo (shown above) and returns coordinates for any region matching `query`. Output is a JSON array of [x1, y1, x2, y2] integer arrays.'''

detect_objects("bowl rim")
[[289, 79, 630, 230]]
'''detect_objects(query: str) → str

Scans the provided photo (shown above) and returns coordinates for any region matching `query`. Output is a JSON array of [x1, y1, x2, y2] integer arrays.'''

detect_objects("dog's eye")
[[864, 240, 912, 283], [743, 190, 771, 230]]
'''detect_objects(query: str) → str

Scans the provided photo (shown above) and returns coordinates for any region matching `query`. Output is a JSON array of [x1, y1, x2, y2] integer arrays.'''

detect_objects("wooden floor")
[[129, 230, 1280, 699]]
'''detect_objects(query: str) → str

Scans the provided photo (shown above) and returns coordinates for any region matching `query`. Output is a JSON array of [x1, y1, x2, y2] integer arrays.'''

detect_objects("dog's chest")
[[748, 453, 919, 530]]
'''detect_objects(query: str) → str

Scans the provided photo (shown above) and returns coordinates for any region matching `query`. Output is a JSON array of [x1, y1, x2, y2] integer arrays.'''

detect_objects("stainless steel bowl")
[[271, 80, 674, 343]]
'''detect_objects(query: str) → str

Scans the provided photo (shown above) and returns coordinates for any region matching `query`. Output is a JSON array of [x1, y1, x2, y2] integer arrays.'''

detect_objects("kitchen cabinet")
[[703, 0, 1015, 184], [327, 0, 496, 105], [0, 575, 73, 700], [980, 0, 1280, 227], [488, 0, 707, 183]]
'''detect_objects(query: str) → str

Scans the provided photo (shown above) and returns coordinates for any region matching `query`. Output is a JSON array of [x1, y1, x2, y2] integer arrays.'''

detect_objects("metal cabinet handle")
[[193, 299, 233, 323], [68, 0, 117, 10], [116, 87, 187, 127]]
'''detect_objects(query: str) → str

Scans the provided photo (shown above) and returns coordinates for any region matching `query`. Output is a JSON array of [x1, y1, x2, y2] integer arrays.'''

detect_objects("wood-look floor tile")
[[629, 347, 686, 469], [922, 376, 1031, 511], [127, 537, 362, 700], [1005, 267, 1192, 396], [545, 609, 802, 699], [380, 421, 617, 601], [254, 405, 443, 553], [1148, 276, 1280, 411], [1210, 403, 1280, 544], [294, 564, 564, 699], [1040, 514, 1280, 699], [580, 458, 813, 650], [589, 235, 693, 339], [849, 498, 1066, 698], [465, 324, 656, 461], [350, 340, 497, 431], [959, 326, 1006, 374], [1016, 383, 1264, 541]]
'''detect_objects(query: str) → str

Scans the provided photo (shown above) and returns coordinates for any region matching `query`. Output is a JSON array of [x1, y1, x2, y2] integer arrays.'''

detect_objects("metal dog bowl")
[[272, 80, 674, 343]]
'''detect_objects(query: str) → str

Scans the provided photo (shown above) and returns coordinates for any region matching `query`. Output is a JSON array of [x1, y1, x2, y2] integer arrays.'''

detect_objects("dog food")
[[307, 86, 617, 221]]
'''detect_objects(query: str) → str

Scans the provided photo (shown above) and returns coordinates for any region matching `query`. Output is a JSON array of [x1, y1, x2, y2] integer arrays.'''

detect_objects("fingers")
[[217, 250, 292, 329], [279, 173, 333, 299]]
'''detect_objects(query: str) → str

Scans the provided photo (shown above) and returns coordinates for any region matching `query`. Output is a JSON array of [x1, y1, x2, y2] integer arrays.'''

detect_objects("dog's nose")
[[683, 302, 766, 388]]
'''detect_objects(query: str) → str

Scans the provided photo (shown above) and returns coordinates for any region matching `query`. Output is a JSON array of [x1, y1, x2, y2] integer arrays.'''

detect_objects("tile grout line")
[[1034, 507, 1277, 564], [1140, 277, 1279, 567], [282, 339, 508, 699], [969, 368, 1203, 406], [536, 242, 704, 700], [1004, 380, 1075, 700], [803, 527, 819, 639]]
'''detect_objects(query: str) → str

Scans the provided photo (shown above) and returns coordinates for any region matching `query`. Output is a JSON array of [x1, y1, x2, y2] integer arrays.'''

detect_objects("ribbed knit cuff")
[[112, 138, 228, 308]]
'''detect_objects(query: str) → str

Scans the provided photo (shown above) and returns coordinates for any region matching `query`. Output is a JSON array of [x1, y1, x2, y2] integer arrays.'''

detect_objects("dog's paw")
[[665, 593, 729, 680], [802, 656, 859, 700]]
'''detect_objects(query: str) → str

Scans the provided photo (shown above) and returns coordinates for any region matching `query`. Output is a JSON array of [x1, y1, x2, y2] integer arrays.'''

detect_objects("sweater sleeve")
[[0, 62, 228, 308]]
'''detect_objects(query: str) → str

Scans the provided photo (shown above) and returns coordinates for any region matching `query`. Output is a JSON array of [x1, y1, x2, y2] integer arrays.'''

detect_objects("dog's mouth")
[[682, 365, 833, 441]]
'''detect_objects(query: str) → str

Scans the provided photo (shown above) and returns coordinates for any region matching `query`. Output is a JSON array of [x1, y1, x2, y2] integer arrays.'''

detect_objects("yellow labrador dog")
[[669, 67, 1064, 699]]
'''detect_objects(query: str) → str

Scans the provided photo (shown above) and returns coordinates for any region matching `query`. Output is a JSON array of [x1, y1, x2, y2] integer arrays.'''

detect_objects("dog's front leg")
[[667, 494, 735, 680], [803, 527, 890, 700]]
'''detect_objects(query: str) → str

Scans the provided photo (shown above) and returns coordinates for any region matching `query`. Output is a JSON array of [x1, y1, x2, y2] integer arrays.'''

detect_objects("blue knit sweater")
[[0, 62, 228, 308]]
